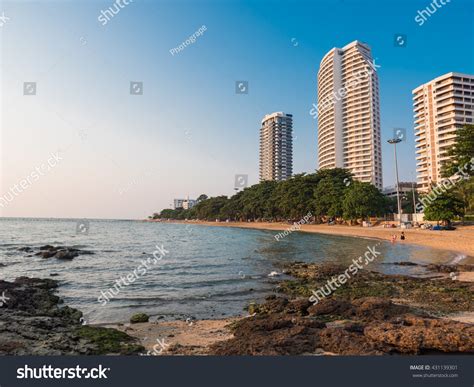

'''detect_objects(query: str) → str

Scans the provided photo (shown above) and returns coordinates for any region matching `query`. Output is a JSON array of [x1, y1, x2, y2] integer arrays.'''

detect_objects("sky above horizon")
[[1, 0, 473, 219]]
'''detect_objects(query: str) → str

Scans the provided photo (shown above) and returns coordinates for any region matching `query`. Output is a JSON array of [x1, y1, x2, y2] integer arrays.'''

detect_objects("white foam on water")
[[449, 254, 467, 265]]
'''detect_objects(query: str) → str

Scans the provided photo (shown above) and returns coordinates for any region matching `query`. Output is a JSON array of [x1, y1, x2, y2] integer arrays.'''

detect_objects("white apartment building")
[[413, 72, 474, 192], [317, 40, 383, 189]]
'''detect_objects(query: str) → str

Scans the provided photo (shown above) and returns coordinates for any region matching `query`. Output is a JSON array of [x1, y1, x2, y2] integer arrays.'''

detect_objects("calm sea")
[[0, 218, 462, 324]]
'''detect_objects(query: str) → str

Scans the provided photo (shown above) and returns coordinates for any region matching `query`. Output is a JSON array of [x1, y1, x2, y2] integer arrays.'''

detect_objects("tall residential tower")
[[317, 40, 383, 189], [259, 112, 293, 182], [413, 72, 474, 192]]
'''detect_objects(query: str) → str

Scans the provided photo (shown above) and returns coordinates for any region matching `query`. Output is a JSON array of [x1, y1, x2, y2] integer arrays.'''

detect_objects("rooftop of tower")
[[261, 112, 293, 124], [412, 71, 474, 93], [320, 40, 371, 64]]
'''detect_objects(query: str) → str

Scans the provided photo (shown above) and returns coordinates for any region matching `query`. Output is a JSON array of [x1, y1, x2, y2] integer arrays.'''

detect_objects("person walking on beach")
[[391, 234, 397, 244], [400, 232, 405, 241]]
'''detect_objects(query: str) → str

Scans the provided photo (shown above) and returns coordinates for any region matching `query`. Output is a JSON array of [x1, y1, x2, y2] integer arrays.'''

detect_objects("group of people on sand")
[[391, 232, 406, 243]]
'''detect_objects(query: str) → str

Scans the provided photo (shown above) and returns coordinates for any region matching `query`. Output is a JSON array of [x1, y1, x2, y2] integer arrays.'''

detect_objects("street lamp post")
[[412, 181, 417, 216], [388, 138, 402, 226]]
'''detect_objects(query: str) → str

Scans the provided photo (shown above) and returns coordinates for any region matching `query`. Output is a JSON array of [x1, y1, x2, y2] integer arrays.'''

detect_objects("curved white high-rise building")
[[259, 112, 293, 182], [317, 41, 383, 189]]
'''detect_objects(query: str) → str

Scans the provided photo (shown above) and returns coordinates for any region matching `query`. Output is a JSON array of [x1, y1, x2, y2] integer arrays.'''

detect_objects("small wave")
[[4, 245, 25, 249], [0, 261, 22, 266], [449, 254, 467, 265], [94, 287, 269, 304], [267, 271, 281, 277], [160, 263, 231, 272], [169, 277, 256, 288]]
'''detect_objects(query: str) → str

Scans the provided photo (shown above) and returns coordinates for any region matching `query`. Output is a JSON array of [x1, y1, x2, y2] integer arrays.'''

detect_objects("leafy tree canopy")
[[151, 169, 389, 224], [342, 181, 387, 221], [423, 192, 465, 224], [441, 124, 474, 178]]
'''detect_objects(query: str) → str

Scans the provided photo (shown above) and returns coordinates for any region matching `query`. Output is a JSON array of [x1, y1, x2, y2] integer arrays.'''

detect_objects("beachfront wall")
[[393, 213, 425, 222]]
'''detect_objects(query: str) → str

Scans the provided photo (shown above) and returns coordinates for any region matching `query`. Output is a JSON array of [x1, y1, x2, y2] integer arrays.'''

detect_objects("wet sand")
[[111, 318, 238, 355]]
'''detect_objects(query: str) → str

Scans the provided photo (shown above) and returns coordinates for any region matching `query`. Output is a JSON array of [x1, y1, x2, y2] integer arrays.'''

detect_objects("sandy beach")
[[110, 318, 237, 355], [152, 220, 474, 262]]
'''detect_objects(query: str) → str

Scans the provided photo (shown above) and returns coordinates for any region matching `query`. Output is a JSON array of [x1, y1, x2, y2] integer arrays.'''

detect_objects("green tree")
[[439, 124, 474, 218], [158, 209, 177, 219], [150, 168, 394, 223], [220, 190, 245, 220], [270, 173, 318, 220], [196, 194, 208, 202], [193, 196, 228, 220], [423, 191, 465, 225], [455, 179, 474, 217], [313, 168, 353, 220], [240, 180, 278, 220], [342, 181, 387, 223], [441, 124, 474, 178]]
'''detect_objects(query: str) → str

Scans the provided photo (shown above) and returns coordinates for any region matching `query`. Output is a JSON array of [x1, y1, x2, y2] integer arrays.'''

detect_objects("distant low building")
[[173, 198, 197, 210], [182, 199, 197, 209], [382, 182, 417, 198], [173, 199, 185, 209]]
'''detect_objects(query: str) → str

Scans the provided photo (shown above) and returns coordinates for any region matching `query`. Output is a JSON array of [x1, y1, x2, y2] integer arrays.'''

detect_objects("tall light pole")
[[388, 138, 402, 226], [412, 181, 417, 216]]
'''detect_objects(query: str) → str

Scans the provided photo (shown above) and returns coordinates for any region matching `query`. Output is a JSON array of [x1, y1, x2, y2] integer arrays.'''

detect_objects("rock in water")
[[55, 250, 79, 260], [130, 313, 150, 324], [27, 245, 94, 260]]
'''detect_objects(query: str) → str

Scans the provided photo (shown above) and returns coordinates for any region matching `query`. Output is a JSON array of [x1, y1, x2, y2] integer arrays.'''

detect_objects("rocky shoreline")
[[209, 262, 474, 355], [0, 256, 472, 356], [0, 277, 143, 355]]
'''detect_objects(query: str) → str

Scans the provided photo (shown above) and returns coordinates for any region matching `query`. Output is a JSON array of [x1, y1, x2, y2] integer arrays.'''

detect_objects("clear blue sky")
[[1, 0, 473, 219]]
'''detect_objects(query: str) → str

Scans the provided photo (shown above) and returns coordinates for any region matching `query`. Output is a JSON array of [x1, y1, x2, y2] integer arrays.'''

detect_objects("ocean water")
[[0, 218, 460, 324]]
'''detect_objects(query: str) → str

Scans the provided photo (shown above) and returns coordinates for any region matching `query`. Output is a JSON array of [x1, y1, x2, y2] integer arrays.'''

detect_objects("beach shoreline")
[[1, 254, 472, 355], [108, 260, 474, 356], [2, 225, 473, 355], [146, 219, 474, 261]]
